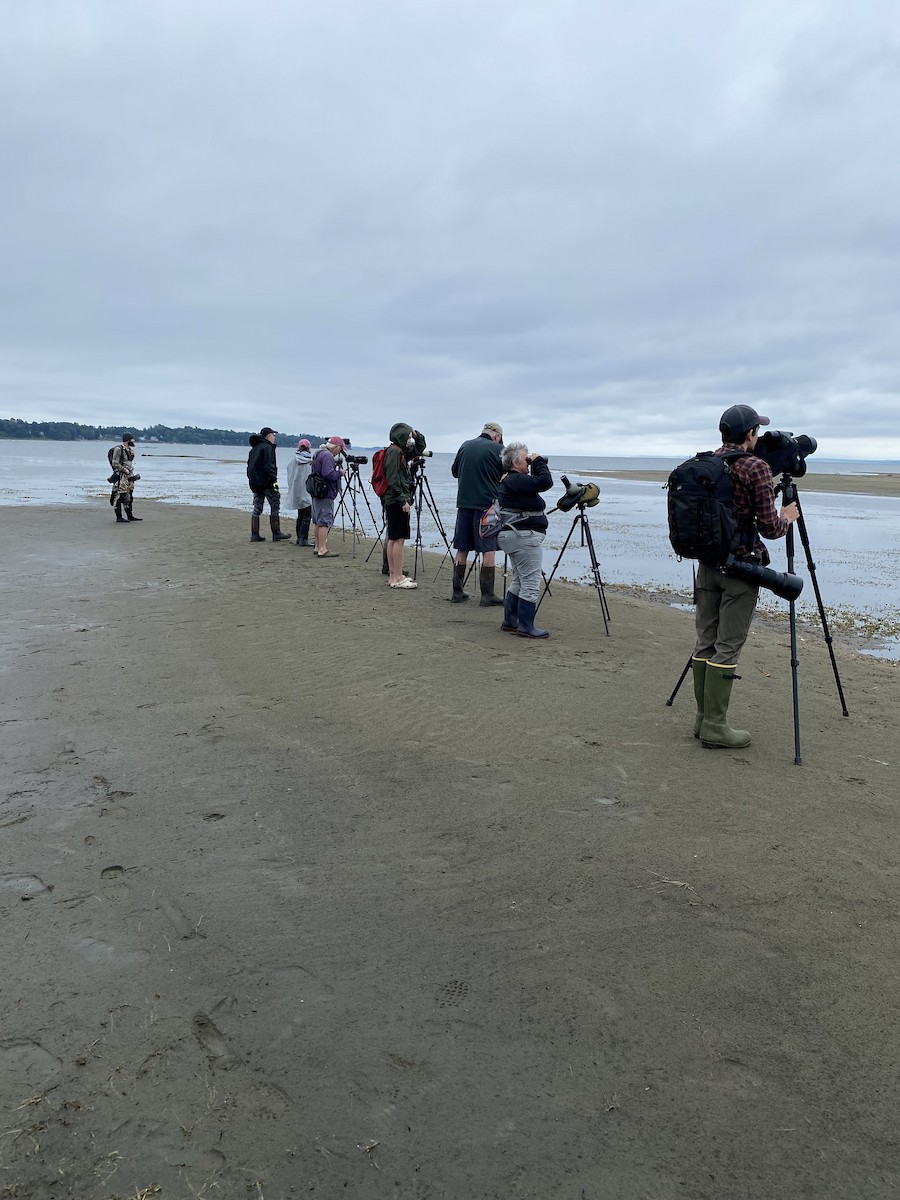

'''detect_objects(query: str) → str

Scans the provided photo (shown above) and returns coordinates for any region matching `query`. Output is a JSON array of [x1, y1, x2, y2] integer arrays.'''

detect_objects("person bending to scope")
[[692, 404, 799, 750], [497, 442, 553, 639]]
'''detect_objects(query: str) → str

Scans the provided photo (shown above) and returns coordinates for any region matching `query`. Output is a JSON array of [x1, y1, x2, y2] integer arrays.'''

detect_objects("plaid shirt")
[[716, 443, 787, 555]]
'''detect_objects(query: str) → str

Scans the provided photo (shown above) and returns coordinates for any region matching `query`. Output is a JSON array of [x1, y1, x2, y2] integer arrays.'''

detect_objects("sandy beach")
[[3, 501, 900, 1199]]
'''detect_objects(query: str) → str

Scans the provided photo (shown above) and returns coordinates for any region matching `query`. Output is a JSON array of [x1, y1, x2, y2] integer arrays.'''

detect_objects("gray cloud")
[[2, 0, 900, 455]]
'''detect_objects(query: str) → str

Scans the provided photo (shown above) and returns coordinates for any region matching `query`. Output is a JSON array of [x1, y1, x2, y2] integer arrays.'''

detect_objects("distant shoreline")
[[582, 468, 900, 499]]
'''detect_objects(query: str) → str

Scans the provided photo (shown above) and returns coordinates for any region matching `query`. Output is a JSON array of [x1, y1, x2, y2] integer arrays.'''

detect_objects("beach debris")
[[642, 869, 702, 901]]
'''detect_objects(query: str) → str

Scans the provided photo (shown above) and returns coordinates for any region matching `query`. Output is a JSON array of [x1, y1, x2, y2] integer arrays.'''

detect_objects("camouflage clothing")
[[110, 443, 136, 498]]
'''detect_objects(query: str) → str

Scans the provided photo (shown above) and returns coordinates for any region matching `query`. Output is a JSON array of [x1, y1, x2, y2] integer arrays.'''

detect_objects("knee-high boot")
[[114, 498, 127, 523], [125, 500, 142, 521], [479, 565, 503, 606], [451, 563, 469, 602], [250, 516, 265, 542], [699, 665, 751, 749], [516, 598, 549, 639], [270, 515, 291, 542], [297, 510, 312, 546], [691, 657, 707, 738], [501, 591, 520, 632]]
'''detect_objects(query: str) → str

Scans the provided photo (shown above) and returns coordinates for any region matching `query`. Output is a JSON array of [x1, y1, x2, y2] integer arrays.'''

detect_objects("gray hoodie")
[[284, 447, 313, 509]]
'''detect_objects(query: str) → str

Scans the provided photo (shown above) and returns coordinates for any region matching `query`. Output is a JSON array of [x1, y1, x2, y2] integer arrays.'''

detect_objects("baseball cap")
[[719, 405, 769, 442], [328, 436, 348, 452], [259, 426, 278, 437], [483, 421, 503, 438], [298, 438, 311, 449]]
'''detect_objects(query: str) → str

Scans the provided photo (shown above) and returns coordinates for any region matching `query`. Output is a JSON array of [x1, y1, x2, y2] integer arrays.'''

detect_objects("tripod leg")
[[666, 657, 693, 707], [580, 515, 610, 634], [794, 504, 849, 716], [535, 519, 580, 611]]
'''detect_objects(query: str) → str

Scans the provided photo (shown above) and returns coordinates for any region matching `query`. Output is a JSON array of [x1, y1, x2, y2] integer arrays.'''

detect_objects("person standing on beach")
[[247, 427, 291, 543], [497, 442, 553, 638], [383, 422, 426, 589], [450, 421, 504, 606], [692, 404, 799, 750], [109, 432, 141, 523], [309, 438, 346, 557], [284, 438, 313, 546]]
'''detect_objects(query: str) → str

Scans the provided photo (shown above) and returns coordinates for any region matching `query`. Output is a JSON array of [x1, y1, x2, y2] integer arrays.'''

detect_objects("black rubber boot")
[[501, 591, 520, 633], [114, 499, 127, 523], [451, 563, 469, 602], [125, 503, 142, 521], [250, 516, 265, 542], [516, 599, 549, 639], [479, 565, 504, 607], [270, 515, 291, 542], [297, 511, 312, 546], [382, 543, 390, 575]]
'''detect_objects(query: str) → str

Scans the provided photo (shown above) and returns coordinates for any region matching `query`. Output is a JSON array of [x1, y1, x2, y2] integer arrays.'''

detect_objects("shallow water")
[[3, 439, 899, 653]]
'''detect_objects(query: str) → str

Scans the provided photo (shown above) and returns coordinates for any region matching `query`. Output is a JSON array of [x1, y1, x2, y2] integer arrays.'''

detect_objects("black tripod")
[[336, 459, 382, 559], [537, 502, 611, 635], [666, 476, 848, 763], [364, 460, 453, 580], [777, 474, 849, 763], [409, 462, 453, 580]]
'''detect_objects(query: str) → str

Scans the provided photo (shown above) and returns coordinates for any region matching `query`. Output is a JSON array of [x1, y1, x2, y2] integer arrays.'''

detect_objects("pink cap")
[[298, 438, 311, 449], [328, 436, 348, 452]]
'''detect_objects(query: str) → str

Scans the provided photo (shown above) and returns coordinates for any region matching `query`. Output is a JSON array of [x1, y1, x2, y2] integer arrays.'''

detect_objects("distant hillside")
[[0, 418, 325, 447]]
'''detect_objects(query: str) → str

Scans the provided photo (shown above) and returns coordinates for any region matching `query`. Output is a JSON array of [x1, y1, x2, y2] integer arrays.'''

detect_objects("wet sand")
[[3, 501, 900, 1198], [586, 468, 900, 498]]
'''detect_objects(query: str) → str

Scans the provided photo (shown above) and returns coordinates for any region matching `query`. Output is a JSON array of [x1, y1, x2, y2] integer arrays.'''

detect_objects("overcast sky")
[[2, 0, 899, 457]]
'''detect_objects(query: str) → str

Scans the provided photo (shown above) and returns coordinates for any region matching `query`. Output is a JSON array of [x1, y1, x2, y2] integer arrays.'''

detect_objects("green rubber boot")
[[700, 665, 751, 749], [691, 657, 707, 738]]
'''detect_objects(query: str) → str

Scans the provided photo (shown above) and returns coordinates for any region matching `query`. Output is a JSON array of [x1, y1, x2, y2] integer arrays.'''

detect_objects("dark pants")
[[251, 488, 280, 517]]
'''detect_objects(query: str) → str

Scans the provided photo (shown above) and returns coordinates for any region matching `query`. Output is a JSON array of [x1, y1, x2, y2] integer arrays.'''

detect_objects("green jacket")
[[384, 422, 426, 507]]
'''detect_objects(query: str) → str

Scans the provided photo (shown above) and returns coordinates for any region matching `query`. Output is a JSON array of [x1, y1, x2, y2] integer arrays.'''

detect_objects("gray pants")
[[498, 528, 545, 603], [693, 562, 759, 665]]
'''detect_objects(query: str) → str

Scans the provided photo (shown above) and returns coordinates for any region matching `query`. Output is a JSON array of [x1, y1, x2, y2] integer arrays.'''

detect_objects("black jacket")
[[247, 435, 278, 492], [498, 457, 553, 533]]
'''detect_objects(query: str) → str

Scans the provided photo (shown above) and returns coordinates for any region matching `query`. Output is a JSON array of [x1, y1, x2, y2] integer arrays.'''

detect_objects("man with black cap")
[[246, 427, 291, 542], [691, 404, 799, 750], [449, 421, 505, 605]]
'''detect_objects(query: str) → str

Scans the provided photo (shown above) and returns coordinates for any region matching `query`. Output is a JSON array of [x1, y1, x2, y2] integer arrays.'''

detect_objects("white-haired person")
[[497, 442, 553, 639], [309, 437, 347, 557]]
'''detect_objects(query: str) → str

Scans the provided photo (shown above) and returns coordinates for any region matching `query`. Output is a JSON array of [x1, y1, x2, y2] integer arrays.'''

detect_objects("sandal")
[[390, 577, 417, 589], [315, 551, 339, 558]]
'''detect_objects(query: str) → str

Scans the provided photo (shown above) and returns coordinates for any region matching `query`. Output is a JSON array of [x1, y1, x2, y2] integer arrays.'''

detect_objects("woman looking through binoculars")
[[497, 442, 554, 639]]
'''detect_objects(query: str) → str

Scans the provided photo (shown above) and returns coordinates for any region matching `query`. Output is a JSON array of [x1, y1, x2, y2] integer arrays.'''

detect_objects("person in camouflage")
[[109, 433, 142, 522]]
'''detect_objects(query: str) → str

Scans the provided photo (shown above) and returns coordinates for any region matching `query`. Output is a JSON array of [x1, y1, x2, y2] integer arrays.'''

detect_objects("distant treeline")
[[0, 418, 324, 447]]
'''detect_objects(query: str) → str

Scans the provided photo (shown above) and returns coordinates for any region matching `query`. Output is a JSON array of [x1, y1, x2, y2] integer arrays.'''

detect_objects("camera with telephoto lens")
[[724, 554, 804, 601], [753, 431, 817, 478], [557, 474, 601, 512], [409, 448, 433, 469], [339, 442, 369, 467]]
